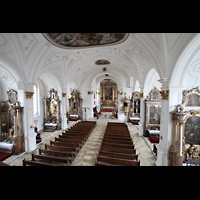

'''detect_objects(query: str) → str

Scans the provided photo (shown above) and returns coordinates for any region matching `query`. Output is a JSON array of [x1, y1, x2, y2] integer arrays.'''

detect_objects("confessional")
[[144, 87, 161, 139], [68, 89, 83, 121], [44, 89, 61, 131], [0, 89, 25, 155], [169, 86, 200, 166], [129, 91, 141, 125]]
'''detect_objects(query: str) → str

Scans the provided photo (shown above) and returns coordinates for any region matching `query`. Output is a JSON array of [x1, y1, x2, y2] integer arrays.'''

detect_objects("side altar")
[[0, 89, 25, 155], [43, 89, 61, 132], [169, 86, 200, 166], [67, 89, 83, 121]]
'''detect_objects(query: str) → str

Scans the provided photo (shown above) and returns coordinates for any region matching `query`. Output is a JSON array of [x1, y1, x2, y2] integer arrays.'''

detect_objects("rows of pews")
[[23, 121, 96, 166], [95, 122, 140, 166]]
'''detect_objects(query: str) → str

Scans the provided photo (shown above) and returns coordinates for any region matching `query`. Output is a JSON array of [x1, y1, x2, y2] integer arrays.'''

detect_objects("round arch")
[[143, 68, 161, 97], [170, 33, 200, 87], [37, 72, 62, 97]]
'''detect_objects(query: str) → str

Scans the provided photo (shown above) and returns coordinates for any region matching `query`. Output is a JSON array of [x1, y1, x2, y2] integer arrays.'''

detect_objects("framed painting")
[[184, 114, 200, 144], [148, 104, 161, 126], [7, 89, 18, 105], [185, 93, 200, 107]]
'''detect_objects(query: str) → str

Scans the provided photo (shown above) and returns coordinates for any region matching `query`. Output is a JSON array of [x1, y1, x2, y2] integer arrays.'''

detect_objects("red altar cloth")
[[101, 109, 113, 112]]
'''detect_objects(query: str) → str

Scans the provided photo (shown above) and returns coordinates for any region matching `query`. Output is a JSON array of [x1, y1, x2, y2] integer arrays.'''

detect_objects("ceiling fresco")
[[43, 33, 127, 48]]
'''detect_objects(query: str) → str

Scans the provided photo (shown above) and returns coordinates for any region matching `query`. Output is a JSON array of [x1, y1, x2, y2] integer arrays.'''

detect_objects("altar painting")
[[184, 115, 200, 144], [148, 105, 161, 126], [185, 93, 200, 107], [105, 87, 112, 100]]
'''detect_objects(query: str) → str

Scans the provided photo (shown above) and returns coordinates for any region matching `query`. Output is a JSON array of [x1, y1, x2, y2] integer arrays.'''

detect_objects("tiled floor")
[[3, 118, 157, 166]]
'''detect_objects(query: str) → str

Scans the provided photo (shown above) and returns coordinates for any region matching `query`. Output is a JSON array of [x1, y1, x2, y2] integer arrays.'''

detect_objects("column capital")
[[160, 90, 169, 100], [62, 93, 67, 98], [158, 78, 170, 90], [159, 78, 170, 100]]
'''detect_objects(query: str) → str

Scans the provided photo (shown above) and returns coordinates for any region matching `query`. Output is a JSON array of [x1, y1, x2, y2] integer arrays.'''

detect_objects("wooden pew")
[[39, 148, 74, 161], [32, 154, 70, 166], [101, 141, 134, 149], [104, 135, 132, 141], [103, 138, 133, 145], [23, 158, 57, 166], [50, 138, 81, 151], [96, 156, 140, 166], [98, 150, 138, 161], [95, 122, 140, 166], [23, 121, 96, 166], [59, 134, 87, 143], [100, 146, 136, 154], [47, 143, 78, 156], [55, 137, 84, 147]]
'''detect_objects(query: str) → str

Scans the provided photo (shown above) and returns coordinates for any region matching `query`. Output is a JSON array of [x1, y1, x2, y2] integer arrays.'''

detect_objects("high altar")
[[100, 79, 117, 112], [169, 86, 200, 166], [68, 89, 83, 121], [0, 89, 25, 155], [44, 89, 61, 131]]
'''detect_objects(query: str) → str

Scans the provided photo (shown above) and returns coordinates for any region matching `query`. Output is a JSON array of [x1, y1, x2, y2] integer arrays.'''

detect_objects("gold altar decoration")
[[160, 90, 169, 100], [100, 79, 118, 111], [25, 91, 34, 99]]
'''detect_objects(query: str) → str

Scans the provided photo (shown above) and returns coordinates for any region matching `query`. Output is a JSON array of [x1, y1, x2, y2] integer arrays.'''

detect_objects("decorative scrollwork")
[[160, 90, 169, 100], [25, 92, 34, 99]]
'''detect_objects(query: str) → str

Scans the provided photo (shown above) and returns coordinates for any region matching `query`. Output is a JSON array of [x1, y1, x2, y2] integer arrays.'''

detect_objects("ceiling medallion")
[[95, 59, 111, 65], [43, 33, 129, 49]]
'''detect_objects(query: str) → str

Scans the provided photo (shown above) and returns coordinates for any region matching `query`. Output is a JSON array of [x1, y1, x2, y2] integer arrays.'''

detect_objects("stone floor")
[[3, 118, 157, 166]]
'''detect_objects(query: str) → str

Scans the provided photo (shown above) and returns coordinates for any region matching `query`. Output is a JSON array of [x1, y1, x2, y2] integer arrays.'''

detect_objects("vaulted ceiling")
[[0, 33, 198, 91]]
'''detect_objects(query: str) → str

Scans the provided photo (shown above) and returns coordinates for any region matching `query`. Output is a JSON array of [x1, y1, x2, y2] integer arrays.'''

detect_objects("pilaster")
[[62, 90, 68, 130], [156, 78, 170, 166], [138, 88, 144, 136], [23, 83, 37, 153]]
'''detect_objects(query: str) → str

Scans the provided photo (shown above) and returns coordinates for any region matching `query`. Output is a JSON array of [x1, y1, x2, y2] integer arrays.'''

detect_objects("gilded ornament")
[[160, 90, 169, 100], [25, 92, 34, 99], [62, 93, 66, 97]]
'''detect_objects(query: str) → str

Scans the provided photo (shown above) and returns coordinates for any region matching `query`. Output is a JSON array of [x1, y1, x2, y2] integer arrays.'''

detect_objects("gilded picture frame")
[[7, 89, 18, 105], [148, 104, 161, 126], [183, 114, 200, 144]]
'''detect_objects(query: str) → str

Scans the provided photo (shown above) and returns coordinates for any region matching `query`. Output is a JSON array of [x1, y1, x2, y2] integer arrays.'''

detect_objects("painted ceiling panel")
[[43, 33, 127, 48]]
